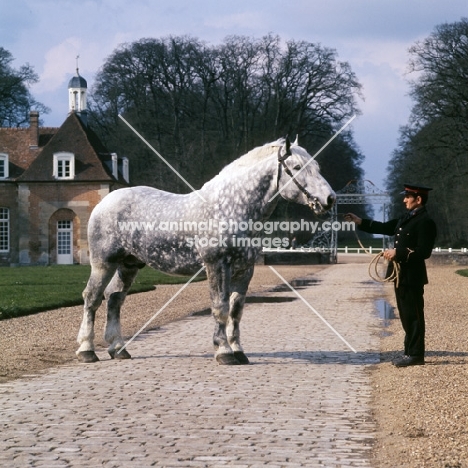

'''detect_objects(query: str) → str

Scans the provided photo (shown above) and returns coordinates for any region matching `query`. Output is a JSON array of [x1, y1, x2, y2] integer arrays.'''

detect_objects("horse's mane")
[[217, 138, 285, 176], [200, 138, 320, 192], [220, 138, 320, 173]]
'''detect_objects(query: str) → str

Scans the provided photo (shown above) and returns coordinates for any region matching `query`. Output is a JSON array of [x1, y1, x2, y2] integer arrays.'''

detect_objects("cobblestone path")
[[0, 262, 384, 467]]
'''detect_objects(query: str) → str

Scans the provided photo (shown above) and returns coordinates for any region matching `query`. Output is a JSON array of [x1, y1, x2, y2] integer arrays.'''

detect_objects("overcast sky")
[[1, 0, 467, 189]]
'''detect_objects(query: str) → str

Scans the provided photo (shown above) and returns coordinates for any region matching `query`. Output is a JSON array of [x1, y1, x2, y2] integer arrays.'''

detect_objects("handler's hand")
[[344, 213, 362, 225], [383, 249, 396, 261]]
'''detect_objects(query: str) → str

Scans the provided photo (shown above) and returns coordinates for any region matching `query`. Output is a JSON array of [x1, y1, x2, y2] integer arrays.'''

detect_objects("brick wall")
[[17, 182, 112, 265]]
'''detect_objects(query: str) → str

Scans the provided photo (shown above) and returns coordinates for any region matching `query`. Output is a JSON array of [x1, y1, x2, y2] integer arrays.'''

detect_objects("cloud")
[[203, 11, 267, 33], [5, 0, 466, 187], [360, 65, 409, 115], [35, 38, 83, 93], [340, 38, 410, 72], [0, 0, 34, 45], [35, 37, 113, 94]]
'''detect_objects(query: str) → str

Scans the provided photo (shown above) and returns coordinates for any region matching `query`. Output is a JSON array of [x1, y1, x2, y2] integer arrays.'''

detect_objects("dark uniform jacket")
[[358, 207, 437, 285]]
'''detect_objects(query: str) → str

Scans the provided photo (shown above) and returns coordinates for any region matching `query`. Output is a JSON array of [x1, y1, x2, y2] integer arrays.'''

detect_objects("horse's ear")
[[285, 135, 292, 156], [293, 134, 299, 146]]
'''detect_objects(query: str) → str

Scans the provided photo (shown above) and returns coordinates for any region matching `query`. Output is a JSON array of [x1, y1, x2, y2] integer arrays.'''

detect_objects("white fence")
[[264, 247, 468, 254], [339, 247, 468, 254]]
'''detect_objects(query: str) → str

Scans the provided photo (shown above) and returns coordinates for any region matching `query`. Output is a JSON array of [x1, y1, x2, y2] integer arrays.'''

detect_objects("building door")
[[57, 220, 73, 264]]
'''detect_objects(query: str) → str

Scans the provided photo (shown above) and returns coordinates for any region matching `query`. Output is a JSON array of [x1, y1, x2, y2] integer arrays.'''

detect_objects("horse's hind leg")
[[77, 262, 117, 363], [104, 263, 141, 359], [227, 265, 254, 365]]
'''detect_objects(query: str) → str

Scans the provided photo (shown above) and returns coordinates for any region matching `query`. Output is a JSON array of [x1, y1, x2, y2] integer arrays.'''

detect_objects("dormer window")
[[53, 152, 75, 179], [111, 153, 118, 179], [122, 157, 129, 183], [0, 153, 9, 179]]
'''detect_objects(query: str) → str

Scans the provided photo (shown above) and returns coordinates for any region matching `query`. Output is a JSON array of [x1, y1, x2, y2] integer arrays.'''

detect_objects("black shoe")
[[391, 354, 407, 364], [393, 355, 425, 367]]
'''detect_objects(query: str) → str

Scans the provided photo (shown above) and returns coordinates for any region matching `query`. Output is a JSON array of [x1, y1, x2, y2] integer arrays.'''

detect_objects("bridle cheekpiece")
[[276, 137, 322, 212]]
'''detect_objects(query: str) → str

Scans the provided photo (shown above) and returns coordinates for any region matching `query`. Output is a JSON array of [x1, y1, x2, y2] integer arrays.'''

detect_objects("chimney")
[[29, 111, 39, 148], [78, 109, 88, 127]]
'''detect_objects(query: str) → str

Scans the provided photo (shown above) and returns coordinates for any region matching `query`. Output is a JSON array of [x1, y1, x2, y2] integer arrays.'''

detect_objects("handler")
[[345, 184, 437, 367]]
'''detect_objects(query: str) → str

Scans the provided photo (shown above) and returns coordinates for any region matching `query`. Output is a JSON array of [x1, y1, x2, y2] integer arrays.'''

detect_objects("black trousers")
[[394, 283, 425, 357]]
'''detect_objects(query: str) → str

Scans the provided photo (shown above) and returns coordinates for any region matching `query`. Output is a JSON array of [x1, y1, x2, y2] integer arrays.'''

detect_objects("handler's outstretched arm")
[[344, 213, 362, 225]]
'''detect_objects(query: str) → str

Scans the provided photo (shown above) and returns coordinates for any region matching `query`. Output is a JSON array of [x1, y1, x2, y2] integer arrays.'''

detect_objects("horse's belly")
[[143, 237, 203, 276], [146, 257, 204, 276]]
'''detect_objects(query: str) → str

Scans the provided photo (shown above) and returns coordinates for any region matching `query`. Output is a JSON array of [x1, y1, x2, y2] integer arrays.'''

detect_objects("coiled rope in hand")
[[367, 251, 400, 288], [351, 224, 400, 288]]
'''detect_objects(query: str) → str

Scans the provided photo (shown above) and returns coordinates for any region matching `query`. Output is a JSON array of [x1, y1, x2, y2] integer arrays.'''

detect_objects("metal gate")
[[305, 179, 390, 263]]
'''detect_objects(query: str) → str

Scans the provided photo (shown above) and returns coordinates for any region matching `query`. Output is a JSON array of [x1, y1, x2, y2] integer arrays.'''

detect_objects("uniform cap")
[[400, 184, 433, 196]]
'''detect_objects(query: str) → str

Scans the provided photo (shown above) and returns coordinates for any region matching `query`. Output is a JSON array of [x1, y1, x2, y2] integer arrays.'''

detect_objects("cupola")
[[68, 59, 88, 123]]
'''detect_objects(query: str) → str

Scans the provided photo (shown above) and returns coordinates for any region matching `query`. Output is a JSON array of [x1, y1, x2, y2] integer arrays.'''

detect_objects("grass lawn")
[[456, 269, 468, 278], [0, 265, 205, 320]]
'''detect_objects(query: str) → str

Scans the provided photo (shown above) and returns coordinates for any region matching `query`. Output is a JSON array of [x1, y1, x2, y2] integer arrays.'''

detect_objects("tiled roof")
[[0, 127, 58, 178], [17, 112, 121, 182]]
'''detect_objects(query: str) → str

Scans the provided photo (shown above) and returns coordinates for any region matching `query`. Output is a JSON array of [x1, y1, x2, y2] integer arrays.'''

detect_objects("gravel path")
[[372, 261, 468, 468]]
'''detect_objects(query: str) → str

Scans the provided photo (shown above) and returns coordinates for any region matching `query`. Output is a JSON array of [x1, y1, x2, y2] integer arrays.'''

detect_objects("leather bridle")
[[276, 140, 323, 212]]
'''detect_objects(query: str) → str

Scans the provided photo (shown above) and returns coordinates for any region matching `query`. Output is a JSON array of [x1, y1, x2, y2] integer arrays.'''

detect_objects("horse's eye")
[[293, 165, 301, 171]]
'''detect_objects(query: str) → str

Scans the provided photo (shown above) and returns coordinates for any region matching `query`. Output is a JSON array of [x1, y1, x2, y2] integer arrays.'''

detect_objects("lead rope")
[[350, 222, 400, 288], [368, 251, 400, 288]]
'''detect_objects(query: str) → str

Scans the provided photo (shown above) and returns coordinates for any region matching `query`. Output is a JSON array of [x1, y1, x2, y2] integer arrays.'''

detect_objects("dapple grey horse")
[[77, 137, 335, 365]]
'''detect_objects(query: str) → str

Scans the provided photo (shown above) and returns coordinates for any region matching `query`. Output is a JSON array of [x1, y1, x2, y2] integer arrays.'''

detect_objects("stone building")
[[0, 69, 129, 265]]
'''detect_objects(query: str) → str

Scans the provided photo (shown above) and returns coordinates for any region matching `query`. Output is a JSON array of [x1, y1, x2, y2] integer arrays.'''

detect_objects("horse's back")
[[90, 186, 182, 227], [88, 187, 203, 273]]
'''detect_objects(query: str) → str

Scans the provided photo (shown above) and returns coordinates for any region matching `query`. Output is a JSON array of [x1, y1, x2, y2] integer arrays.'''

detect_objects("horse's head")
[[276, 137, 335, 214]]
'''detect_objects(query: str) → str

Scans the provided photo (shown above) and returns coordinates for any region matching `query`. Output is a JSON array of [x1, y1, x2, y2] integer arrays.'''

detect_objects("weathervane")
[[76, 55, 80, 75]]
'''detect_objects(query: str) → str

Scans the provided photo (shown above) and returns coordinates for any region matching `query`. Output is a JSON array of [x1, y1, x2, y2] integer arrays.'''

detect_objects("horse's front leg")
[[206, 261, 240, 365], [77, 307, 99, 363], [227, 292, 249, 364], [227, 266, 254, 365]]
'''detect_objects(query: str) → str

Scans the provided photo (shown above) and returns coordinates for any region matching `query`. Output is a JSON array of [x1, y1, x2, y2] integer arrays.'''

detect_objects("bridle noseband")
[[276, 140, 322, 212]]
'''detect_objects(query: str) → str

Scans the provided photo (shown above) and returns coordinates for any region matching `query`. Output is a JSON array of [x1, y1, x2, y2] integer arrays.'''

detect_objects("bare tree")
[[0, 47, 49, 127], [89, 34, 364, 194], [387, 19, 468, 246]]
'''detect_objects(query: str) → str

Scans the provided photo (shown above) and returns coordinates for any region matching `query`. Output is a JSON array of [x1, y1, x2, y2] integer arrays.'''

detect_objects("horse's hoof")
[[216, 353, 240, 365], [77, 351, 100, 363], [233, 351, 250, 365], [108, 348, 132, 360]]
